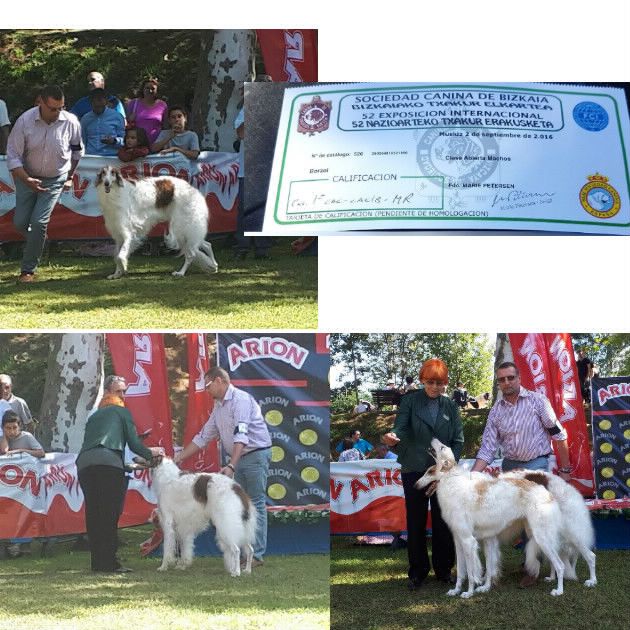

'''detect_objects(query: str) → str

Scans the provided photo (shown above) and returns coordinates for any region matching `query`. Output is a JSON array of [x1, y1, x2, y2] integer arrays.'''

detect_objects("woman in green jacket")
[[382, 358, 464, 590], [76, 375, 158, 573]]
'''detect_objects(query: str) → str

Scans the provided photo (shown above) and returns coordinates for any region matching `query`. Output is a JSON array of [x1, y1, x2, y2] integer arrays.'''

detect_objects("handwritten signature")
[[492, 190, 556, 208]]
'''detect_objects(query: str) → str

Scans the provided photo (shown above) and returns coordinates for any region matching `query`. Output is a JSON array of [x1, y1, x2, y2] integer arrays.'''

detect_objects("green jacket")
[[392, 389, 464, 473], [79, 405, 153, 461]]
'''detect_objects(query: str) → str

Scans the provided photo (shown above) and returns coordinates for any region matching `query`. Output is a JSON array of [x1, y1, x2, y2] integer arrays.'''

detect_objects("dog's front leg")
[[108, 237, 132, 279], [222, 543, 241, 577], [460, 535, 481, 598], [476, 538, 498, 593], [157, 516, 177, 571], [175, 532, 194, 570], [447, 538, 465, 596]]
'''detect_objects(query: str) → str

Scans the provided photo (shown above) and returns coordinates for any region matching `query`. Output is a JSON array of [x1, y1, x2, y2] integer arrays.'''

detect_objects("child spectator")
[[1, 410, 44, 458], [117, 127, 150, 162], [150, 106, 200, 159], [338, 438, 364, 462]]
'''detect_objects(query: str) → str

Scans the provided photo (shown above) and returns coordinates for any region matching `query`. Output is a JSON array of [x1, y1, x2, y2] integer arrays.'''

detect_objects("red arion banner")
[[508, 333, 595, 496], [256, 30, 318, 82], [106, 333, 174, 455], [182, 333, 219, 472]]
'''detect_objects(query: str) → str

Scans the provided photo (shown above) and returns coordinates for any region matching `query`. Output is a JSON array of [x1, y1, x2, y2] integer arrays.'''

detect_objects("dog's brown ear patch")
[[523, 472, 549, 489], [441, 459, 454, 472], [155, 179, 175, 208], [95, 170, 103, 187], [232, 482, 251, 522], [114, 169, 124, 187], [193, 474, 212, 504]]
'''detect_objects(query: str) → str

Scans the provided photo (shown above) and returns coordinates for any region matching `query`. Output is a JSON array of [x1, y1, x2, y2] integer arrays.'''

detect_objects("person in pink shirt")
[[125, 77, 168, 145]]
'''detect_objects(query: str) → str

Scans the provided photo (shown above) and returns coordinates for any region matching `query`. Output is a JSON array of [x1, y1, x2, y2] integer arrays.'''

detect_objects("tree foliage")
[[571, 333, 630, 376], [0, 30, 265, 149], [330, 333, 495, 403]]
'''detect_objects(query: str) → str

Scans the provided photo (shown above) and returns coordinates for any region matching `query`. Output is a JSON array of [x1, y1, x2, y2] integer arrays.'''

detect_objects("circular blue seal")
[[586, 187, 615, 212], [573, 101, 609, 132]]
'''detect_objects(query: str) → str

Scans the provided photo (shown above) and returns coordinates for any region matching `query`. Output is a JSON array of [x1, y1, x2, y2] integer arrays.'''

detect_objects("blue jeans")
[[13, 174, 66, 273], [502, 454, 550, 548], [235, 448, 271, 560], [501, 454, 550, 473]]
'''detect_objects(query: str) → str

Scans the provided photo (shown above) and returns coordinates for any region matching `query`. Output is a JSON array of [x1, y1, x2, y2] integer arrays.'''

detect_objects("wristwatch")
[[558, 466, 572, 474]]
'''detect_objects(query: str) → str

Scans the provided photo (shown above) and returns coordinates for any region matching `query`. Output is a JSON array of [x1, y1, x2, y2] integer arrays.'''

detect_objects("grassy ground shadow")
[[0, 239, 317, 329], [331, 536, 627, 630], [0, 526, 329, 630]]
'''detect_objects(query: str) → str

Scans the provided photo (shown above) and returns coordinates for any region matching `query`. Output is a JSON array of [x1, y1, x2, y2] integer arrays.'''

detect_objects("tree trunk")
[[191, 29, 256, 152], [493, 333, 513, 401], [39, 334, 105, 453]]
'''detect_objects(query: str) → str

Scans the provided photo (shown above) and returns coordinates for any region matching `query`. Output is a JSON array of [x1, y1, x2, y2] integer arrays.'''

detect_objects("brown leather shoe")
[[519, 573, 538, 588], [17, 272, 35, 284]]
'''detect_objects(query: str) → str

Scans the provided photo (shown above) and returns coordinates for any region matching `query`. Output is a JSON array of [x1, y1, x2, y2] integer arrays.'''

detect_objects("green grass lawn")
[[0, 526, 329, 630], [0, 239, 317, 329], [331, 536, 627, 630]]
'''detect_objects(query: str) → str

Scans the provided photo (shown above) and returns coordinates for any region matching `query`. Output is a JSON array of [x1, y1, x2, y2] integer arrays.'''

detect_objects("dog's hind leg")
[[198, 241, 219, 273], [578, 545, 597, 587], [531, 530, 564, 596], [241, 544, 254, 575]]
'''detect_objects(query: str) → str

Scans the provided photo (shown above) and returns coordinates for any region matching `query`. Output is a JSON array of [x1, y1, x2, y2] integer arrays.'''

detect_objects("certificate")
[[260, 83, 630, 234]]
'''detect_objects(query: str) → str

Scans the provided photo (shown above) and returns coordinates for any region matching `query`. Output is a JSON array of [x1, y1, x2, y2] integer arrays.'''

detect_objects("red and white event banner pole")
[[181, 333, 219, 473], [107, 333, 174, 456], [508, 333, 595, 496], [256, 30, 318, 82], [0, 153, 239, 240]]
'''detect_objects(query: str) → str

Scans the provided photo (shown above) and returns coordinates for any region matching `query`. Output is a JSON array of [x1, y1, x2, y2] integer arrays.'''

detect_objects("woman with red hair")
[[382, 358, 464, 590]]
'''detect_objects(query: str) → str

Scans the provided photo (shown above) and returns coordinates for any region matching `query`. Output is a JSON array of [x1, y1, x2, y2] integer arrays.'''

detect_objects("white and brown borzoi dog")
[[95, 165, 218, 279], [152, 457, 256, 576], [415, 438, 566, 598], [502, 469, 597, 588]]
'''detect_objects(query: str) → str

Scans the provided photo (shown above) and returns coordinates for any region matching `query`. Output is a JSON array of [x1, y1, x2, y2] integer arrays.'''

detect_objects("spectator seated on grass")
[[1, 410, 45, 458]]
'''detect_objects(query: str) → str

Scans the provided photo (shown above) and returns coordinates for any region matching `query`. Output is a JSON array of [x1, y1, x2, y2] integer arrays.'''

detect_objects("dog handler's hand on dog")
[[381, 432, 400, 447], [220, 465, 235, 478]]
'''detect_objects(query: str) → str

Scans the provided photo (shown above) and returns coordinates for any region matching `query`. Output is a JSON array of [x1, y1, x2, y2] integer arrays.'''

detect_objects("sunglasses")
[[424, 380, 446, 387], [41, 100, 65, 113], [497, 375, 517, 383]]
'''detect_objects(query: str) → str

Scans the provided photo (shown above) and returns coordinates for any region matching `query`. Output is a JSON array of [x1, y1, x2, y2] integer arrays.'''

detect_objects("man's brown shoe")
[[17, 272, 35, 284], [251, 558, 264, 568], [519, 573, 538, 588]]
